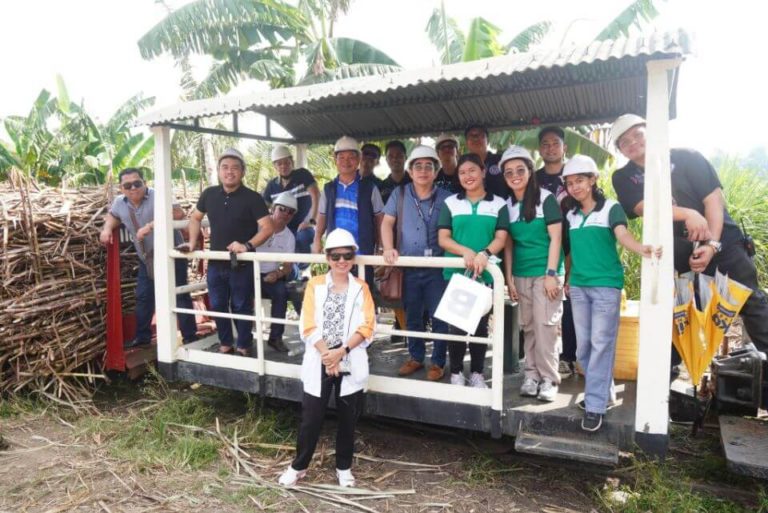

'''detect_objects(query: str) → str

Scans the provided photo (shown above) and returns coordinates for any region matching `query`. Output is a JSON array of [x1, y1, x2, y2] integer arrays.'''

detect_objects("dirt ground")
[[0, 382, 764, 513]]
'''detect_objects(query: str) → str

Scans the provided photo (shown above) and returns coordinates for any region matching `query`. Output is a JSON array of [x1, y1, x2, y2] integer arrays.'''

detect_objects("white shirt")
[[255, 226, 295, 274]]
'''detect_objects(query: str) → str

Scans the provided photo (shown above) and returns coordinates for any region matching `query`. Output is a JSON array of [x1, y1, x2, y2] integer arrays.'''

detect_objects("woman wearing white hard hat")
[[500, 145, 564, 403], [561, 155, 660, 432], [279, 228, 375, 488]]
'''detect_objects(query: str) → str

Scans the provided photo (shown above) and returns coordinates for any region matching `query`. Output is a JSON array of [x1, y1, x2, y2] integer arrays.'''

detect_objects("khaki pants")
[[515, 275, 563, 385]]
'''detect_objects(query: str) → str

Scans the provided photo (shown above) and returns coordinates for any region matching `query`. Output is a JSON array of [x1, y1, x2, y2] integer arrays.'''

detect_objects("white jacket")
[[299, 273, 376, 397]]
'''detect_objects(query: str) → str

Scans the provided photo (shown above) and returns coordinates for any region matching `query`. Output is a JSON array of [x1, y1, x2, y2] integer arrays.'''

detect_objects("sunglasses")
[[121, 180, 144, 190], [276, 205, 296, 215], [503, 169, 528, 178], [328, 252, 355, 261]]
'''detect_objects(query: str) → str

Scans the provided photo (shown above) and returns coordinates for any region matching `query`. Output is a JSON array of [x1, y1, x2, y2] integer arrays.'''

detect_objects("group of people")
[[102, 114, 768, 489]]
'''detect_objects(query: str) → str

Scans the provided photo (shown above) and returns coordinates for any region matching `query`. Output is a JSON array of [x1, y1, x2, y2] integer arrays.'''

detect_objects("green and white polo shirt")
[[565, 198, 628, 289], [507, 189, 563, 277], [437, 192, 509, 284]]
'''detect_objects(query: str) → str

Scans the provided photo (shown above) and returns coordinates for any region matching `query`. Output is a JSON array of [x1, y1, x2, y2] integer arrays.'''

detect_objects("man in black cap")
[[360, 143, 384, 190]]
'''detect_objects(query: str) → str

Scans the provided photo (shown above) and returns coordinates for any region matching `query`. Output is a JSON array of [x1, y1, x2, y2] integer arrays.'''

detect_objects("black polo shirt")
[[380, 172, 412, 205], [435, 168, 461, 194], [196, 185, 270, 251], [483, 152, 508, 199], [612, 148, 741, 243], [535, 165, 568, 204]]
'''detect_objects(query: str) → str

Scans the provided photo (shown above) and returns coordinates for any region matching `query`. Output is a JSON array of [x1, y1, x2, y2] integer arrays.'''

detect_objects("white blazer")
[[298, 273, 376, 397]]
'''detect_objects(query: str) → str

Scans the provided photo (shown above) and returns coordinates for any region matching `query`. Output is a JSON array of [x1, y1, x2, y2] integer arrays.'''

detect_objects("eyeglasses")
[[411, 163, 435, 172], [276, 205, 296, 215], [503, 169, 528, 178], [328, 252, 355, 261], [121, 180, 144, 190]]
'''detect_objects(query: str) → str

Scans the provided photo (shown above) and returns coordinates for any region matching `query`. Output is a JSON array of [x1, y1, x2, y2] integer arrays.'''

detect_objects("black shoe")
[[581, 411, 603, 432], [124, 338, 151, 349], [182, 335, 199, 344], [268, 337, 289, 353]]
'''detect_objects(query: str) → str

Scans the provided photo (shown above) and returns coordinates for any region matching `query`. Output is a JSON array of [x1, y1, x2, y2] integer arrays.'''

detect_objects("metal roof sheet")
[[137, 29, 692, 142]]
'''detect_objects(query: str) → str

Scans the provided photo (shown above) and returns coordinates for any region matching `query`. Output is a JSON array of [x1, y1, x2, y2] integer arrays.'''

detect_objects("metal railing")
[[167, 249, 507, 419]]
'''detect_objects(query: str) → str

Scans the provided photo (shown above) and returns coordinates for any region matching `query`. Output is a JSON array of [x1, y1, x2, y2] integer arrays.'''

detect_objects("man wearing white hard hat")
[[181, 147, 274, 356], [255, 191, 299, 353], [381, 145, 452, 381], [263, 145, 319, 260], [434, 133, 461, 194], [313, 136, 384, 289], [611, 114, 768, 354]]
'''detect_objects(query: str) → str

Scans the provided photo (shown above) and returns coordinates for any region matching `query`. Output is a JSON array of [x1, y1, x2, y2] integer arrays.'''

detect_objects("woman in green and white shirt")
[[501, 146, 564, 402], [562, 155, 659, 432]]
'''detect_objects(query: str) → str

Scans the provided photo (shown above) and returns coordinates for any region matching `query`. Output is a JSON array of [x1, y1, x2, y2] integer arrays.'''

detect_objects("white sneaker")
[[278, 466, 306, 487], [537, 380, 558, 402], [337, 468, 355, 487], [520, 377, 539, 397], [450, 372, 465, 386], [469, 372, 488, 389]]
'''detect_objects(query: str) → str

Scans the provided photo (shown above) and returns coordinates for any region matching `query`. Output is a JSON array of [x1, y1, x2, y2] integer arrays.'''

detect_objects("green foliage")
[[506, 21, 552, 53], [0, 76, 155, 185], [595, 0, 662, 41], [462, 17, 505, 62], [425, 8, 465, 65]]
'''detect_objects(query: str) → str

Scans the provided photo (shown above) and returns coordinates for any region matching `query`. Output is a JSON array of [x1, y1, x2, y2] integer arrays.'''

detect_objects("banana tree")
[[138, 0, 401, 97]]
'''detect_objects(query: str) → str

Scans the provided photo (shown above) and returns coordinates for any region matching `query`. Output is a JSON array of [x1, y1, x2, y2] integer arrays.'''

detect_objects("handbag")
[[434, 271, 493, 334], [377, 185, 405, 302]]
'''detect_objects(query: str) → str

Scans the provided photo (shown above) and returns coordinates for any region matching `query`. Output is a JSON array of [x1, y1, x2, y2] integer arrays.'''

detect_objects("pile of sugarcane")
[[0, 173, 138, 401]]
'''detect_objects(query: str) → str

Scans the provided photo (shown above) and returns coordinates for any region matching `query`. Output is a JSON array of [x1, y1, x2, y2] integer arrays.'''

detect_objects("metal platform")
[[158, 324, 637, 454]]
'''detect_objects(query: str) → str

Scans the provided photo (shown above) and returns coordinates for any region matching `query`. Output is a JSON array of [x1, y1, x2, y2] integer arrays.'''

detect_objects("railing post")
[[634, 59, 680, 457], [489, 265, 505, 438], [151, 125, 178, 368]]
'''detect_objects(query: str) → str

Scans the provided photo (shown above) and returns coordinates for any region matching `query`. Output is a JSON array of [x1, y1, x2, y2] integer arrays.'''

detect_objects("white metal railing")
[[168, 249, 506, 414]]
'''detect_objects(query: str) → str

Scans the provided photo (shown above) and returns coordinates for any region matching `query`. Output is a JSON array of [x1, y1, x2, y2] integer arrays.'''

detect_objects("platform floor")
[[168, 322, 636, 449]]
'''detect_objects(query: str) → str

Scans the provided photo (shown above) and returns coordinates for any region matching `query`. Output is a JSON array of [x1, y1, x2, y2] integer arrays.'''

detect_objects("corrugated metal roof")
[[137, 29, 692, 142]]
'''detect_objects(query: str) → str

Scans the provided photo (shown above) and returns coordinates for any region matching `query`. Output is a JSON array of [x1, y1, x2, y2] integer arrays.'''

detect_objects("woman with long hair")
[[278, 228, 376, 487], [562, 155, 660, 432], [501, 146, 564, 402], [437, 153, 508, 387]]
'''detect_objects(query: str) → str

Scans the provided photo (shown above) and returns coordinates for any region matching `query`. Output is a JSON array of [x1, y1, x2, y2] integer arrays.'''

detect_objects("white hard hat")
[[435, 133, 459, 149], [499, 145, 534, 170], [562, 154, 599, 178], [271, 145, 292, 162], [218, 147, 246, 168], [272, 191, 298, 211], [407, 145, 439, 169], [610, 114, 646, 147], [334, 135, 360, 154], [324, 228, 359, 251]]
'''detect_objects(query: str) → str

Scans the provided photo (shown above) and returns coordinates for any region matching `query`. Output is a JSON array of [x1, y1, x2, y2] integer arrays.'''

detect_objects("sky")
[[1, 0, 765, 158]]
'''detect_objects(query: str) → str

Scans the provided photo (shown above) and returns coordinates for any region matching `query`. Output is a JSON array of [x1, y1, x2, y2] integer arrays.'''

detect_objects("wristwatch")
[[706, 240, 722, 254], [546, 269, 558, 277], [245, 241, 255, 252], [308, 218, 317, 226], [481, 248, 492, 258], [344, 346, 351, 354]]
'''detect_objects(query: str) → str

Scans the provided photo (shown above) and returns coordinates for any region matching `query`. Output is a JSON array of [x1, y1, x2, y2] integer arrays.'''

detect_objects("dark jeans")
[[402, 268, 448, 366], [675, 237, 768, 354], [207, 262, 254, 350], [295, 227, 315, 269], [449, 313, 490, 375], [559, 298, 577, 362], [135, 259, 197, 343], [292, 366, 364, 471], [260, 275, 288, 340]]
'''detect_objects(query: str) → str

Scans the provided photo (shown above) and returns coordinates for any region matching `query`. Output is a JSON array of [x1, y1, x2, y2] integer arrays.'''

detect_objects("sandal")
[[218, 345, 235, 354], [235, 347, 252, 357]]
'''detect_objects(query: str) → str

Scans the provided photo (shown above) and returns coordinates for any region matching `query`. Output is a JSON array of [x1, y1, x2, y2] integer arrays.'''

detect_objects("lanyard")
[[411, 187, 437, 228]]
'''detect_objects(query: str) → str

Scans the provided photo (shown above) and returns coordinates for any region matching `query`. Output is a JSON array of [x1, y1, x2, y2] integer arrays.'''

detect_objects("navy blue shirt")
[[262, 168, 316, 233]]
